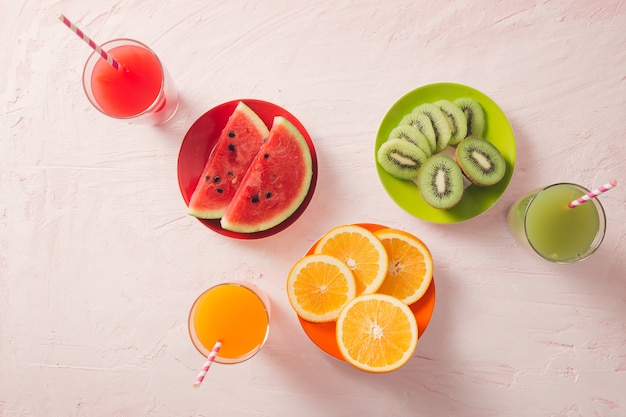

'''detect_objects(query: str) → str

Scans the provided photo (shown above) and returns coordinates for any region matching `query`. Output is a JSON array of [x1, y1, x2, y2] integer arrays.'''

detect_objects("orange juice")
[[188, 282, 270, 363]]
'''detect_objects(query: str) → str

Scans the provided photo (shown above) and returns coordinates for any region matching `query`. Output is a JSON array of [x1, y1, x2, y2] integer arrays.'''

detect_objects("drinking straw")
[[193, 340, 222, 388], [58, 14, 120, 70], [569, 180, 618, 208]]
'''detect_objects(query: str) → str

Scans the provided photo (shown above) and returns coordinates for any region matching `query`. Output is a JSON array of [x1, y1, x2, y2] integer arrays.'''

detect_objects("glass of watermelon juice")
[[507, 183, 606, 263], [82, 39, 179, 125], [188, 282, 271, 364]]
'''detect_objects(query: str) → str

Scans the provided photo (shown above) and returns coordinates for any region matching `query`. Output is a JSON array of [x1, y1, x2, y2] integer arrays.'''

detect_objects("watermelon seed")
[[251, 195, 260, 203], [228, 144, 235, 152], [263, 153, 270, 159], [213, 176, 221, 184], [266, 192, 272, 198], [217, 188, 223, 193], [227, 171, 233, 177], [263, 137, 268, 143], [205, 175, 210, 181], [228, 131, 235, 138]]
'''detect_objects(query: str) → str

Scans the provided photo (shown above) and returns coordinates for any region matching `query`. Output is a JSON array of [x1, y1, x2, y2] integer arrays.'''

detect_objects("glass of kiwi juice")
[[507, 183, 606, 263]]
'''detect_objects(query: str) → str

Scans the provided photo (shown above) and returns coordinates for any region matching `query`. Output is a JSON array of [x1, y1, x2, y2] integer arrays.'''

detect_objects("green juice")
[[508, 183, 605, 263]]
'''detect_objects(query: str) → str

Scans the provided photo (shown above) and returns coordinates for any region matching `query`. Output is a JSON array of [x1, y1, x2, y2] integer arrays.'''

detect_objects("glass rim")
[[522, 182, 607, 264], [187, 282, 271, 364], [81, 38, 166, 120]]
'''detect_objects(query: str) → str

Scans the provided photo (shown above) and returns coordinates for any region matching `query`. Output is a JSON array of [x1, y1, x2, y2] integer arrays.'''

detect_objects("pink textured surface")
[[1, 1, 625, 416]]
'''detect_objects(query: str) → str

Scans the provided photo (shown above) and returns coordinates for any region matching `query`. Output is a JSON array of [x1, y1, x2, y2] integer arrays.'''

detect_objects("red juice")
[[90, 44, 163, 117]]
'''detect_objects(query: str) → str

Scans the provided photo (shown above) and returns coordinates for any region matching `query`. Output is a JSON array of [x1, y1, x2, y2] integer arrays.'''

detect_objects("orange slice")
[[313, 224, 388, 295], [374, 228, 434, 304], [286, 254, 357, 322], [336, 294, 418, 372]]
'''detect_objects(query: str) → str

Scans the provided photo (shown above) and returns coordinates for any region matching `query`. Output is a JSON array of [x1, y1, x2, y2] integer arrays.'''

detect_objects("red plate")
[[297, 223, 436, 360], [177, 99, 318, 239]]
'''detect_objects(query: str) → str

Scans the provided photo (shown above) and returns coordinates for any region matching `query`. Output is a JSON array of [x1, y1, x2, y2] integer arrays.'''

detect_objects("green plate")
[[375, 82, 516, 224]]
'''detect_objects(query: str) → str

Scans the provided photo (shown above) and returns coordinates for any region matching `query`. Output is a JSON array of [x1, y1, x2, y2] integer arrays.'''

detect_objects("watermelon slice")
[[188, 102, 269, 219], [220, 116, 313, 233]]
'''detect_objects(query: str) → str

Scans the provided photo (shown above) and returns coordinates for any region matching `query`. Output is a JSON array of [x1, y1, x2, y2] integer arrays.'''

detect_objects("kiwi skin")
[[418, 155, 464, 209], [455, 136, 506, 187]]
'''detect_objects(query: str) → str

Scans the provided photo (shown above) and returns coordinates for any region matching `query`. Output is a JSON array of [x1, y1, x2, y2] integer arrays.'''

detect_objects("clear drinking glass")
[[507, 183, 606, 264], [188, 282, 271, 364], [82, 39, 179, 125]]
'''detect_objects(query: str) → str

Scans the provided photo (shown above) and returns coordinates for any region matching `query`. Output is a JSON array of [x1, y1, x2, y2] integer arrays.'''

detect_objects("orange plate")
[[177, 99, 318, 240], [297, 223, 436, 360]]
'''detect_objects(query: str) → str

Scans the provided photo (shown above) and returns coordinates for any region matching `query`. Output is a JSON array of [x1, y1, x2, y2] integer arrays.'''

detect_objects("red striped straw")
[[569, 180, 618, 208], [193, 340, 222, 388], [58, 14, 120, 70]]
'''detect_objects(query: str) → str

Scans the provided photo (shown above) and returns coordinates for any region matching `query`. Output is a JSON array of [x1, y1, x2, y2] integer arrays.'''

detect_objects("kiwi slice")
[[453, 98, 485, 138], [388, 125, 432, 157], [434, 99, 468, 146], [399, 112, 437, 153], [412, 103, 452, 153], [418, 155, 464, 209], [455, 137, 506, 186], [377, 139, 428, 180]]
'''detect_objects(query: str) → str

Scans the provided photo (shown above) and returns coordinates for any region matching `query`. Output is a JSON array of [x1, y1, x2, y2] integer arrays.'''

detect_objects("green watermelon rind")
[[187, 102, 269, 219], [220, 116, 313, 233]]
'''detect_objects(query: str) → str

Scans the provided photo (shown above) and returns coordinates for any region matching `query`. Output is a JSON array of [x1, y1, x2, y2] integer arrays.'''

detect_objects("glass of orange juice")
[[188, 282, 271, 364]]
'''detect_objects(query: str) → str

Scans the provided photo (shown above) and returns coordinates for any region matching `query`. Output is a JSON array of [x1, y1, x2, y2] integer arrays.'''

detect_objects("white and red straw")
[[193, 340, 222, 388], [58, 14, 120, 70], [569, 180, 618, 208]]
